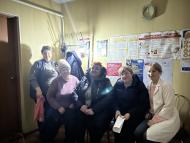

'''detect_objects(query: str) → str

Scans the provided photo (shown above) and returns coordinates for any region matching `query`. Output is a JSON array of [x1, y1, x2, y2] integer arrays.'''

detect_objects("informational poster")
[[138, 31, 181, 59], [108, 36, 128, 62], [143, 59, 173, 86], [126, 35, 139, 59], [95, 40, 108, 57], [107, 63, 122, 76], [138, 32, 159, 59], [181, 30, 190, 59], [107, 62, 122, 85], [162, 31, 181, 59], [126, 59, 144, 81], [79, 38, 91, 56], [180, 60, 190, 72], [66, 37, 91, 70]]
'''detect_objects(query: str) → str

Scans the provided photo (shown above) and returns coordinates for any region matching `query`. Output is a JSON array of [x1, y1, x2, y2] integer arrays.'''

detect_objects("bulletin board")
[[94, 29, 190, 85]]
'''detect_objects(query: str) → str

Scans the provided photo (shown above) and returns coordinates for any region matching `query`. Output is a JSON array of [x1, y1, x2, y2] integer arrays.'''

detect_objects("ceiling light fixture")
[[52, 0, 75, 4]]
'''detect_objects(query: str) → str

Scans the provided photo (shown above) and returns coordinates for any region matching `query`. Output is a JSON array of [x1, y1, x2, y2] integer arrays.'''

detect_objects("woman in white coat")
[[134, 63, 180, 143]]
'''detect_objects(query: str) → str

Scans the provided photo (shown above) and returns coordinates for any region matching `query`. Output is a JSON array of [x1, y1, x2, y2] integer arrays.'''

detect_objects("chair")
[[170, 94, 190, 143]]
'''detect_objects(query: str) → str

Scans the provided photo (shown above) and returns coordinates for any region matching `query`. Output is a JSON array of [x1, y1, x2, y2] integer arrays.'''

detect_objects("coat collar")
[[148, 78, 162, 95]]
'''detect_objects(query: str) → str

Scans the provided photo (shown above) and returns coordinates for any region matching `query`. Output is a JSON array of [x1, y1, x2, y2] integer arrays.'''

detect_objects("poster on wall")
[[79, 38, 90, 56], [138, 31, 181, 59], [107, 62, 122, 85], [138, 32, 159, 59], [180, 59, 190, 72], [126, 35, 139, 59], [126, 59, 144, 81], [108, 36, 128, 62], [181, 29, 190, 59], [66, 37, 91, 70], [107, 62, 122, 76], [161, 31, 181, 59], [95, 40, 108, 57], [143, 59, 173, 86]]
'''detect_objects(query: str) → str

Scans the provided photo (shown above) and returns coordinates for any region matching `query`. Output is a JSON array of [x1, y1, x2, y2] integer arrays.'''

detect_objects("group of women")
[[30, 45, 180, 143]]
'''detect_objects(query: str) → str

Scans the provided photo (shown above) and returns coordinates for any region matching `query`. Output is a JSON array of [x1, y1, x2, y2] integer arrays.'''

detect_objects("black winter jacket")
[[76, 75, 113, 114], [113, 74, 150, 119]]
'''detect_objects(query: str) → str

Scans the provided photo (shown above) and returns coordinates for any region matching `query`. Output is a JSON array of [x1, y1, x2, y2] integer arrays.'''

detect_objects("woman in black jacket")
[[76, 62, 114, 143], [113, 66, 150, 143]]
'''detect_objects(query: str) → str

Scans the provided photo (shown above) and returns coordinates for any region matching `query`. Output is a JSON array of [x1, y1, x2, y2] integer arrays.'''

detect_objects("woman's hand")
[[151, 115, 166, 123], [69, 104, 74, 109], [80, 105, 94, 115], [115, 110, 121, 119], [58, 107, 65, 114], [145, 112, 153, 120], [123, 113, 130, 120], [80, 105, 88, 113], [147, 120, 154, 126], [35, 87, 43, 98], [147, 115, 166, 126], [85, 108, 94, 115]]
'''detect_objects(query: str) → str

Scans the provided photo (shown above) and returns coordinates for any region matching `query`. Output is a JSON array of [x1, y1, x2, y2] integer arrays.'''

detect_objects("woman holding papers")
[[134, 63, 180, 143], [112, 66, 150, 143]]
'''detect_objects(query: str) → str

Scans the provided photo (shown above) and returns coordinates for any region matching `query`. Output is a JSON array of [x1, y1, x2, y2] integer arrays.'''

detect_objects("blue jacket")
[[66, 51, 84, 80]]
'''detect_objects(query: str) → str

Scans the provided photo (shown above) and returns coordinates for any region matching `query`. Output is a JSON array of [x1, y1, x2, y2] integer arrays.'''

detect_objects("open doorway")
[[0, 14, 21, 141]]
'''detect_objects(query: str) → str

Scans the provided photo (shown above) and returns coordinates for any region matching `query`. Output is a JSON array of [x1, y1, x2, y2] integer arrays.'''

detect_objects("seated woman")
[[43, 59, 80, 143], [112, 66, 150, 143], [76, 62, 114, 143], [134, 63, 180, 143]]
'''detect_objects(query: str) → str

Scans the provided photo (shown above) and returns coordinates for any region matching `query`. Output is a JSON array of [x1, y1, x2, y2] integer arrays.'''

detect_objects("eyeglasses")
[[59, 67, 70, 73]]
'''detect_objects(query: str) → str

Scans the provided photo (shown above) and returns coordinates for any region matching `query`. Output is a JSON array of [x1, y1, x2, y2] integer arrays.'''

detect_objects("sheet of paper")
[[113, 116, 125, 133]]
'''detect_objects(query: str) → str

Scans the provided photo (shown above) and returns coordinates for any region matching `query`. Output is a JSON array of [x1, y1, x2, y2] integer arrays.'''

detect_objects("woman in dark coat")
[[76, 62, 114, 143], [113, 66, 150, 143]]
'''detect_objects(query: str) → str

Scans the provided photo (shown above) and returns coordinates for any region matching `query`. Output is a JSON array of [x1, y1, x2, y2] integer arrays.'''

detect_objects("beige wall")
[[0, 0, 62, 132], [63, 0, 190, 38], [62, 0, 190, 128]]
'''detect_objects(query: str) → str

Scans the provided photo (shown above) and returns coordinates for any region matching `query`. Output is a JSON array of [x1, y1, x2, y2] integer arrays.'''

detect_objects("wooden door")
[[0, 15, 21, 140]]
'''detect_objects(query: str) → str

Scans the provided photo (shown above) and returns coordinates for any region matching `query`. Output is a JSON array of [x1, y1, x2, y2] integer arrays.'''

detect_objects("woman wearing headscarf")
[[43, 59, 79, 143]]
